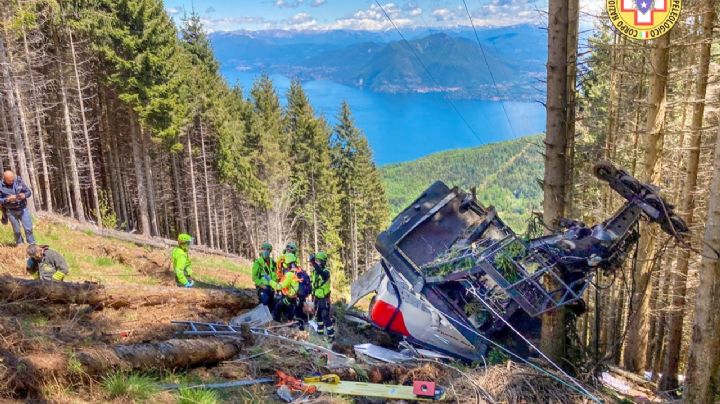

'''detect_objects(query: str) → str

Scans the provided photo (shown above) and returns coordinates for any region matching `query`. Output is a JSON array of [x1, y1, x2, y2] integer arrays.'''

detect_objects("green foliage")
[[176, 388, 220, 404], [486, 348, 508, 365], [102, 372, 158, 401], [493, 239, 527, 283], [381, 135, 544, 232], [98, 190, 118, 229], [332, 102, 389, 280]]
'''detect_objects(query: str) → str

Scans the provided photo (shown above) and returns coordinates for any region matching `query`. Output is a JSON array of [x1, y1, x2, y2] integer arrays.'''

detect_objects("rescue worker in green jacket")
[[173, 233, 194, 287], [252, 242, 277, 308], [270, 252, 301, 323], [26, 244, 69, 281], [274, 241, 298, 276], [310, 251, 334, 340]]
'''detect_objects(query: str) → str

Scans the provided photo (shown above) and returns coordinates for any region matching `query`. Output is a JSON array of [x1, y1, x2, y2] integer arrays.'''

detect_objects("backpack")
[[296, 268, 312, 299]]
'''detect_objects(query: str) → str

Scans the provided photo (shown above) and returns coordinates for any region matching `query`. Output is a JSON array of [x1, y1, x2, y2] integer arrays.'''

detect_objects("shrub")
[[176, 388, 220, 404], [102, 372, 158, 401]]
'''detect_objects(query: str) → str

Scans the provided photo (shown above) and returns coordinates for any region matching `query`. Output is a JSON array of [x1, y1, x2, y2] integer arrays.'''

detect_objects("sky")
[[161, 0, 604, 33]]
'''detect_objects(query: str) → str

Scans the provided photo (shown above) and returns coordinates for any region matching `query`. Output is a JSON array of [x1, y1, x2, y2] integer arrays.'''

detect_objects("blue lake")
[[223, 69, 546, 165]]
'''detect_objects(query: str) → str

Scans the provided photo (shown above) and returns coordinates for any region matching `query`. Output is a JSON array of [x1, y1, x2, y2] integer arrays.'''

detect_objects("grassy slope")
[[381, 134, 545, 232], [0, 215, 253, 288]]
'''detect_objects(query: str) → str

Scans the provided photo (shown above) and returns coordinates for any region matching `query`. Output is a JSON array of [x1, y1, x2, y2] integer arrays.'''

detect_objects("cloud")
[[205, 6, 216, 14], [285, 12, 318, 29], [431, 8, 455, 22], [167, 6, 182, 16], [275, 0, 303, 8], [201, 16, 271, 33], [197, 0, 546, 32], [326, 3, 414, 30]]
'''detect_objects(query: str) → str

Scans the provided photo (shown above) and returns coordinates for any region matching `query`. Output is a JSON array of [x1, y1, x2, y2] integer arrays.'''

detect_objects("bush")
[[102, 372, 158, 401], [176, 388, 220, 404]]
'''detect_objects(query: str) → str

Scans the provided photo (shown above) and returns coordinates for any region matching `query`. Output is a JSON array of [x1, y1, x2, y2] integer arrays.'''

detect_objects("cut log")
[[15, 337, 248, 393], [0, 275, 257, 309]]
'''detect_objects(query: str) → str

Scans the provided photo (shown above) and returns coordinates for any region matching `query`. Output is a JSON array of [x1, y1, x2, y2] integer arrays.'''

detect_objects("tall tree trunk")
[[0, 101, 15, 172], [199, 119, 215, 248], [68, 29, 101, 225], [110, 114, 129, 229], [141, 127, 158, 236], [187, 133, 201, 244], [659, 2, 715, 391], [564, 0, 578, 217], [57, 61, 85, 220], [171, 153, 186, 234], [623, 34, 670, 373], [541, 0, 570, 364], [0, 30, 35, 212], [221, 190, 228, 253], [129, 116, 150, 236], [21, 27, 50, 212], [684, 122, 720, 404], [311, 171, 319, 252]]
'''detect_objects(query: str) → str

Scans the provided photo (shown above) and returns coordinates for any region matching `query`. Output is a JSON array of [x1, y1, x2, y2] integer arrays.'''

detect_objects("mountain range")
[[210, 25, 546, 100]]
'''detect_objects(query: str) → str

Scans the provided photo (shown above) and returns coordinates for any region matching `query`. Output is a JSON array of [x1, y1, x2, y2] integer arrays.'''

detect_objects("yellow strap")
[[304, 381, 443, 401]]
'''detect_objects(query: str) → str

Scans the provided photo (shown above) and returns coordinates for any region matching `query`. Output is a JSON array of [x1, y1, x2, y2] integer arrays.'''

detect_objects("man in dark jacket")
[[26, 244, 69, 281], [0, 170, 35, 245]]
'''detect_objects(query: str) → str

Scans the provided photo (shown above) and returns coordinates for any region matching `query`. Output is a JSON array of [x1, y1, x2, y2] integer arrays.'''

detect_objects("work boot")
[[317, 322, 325, 335], [326, 326, 335, 342], [297, 321, 305, 331]]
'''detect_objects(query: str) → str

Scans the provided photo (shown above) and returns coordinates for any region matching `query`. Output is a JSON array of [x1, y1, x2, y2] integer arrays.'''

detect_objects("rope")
[[373, 0, 485, 145], [460, 0, 517, 138], [458, 280, 604, 403]]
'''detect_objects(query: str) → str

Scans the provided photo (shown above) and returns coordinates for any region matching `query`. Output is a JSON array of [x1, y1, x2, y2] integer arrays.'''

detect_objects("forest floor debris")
[[0, 217, 654, 403]]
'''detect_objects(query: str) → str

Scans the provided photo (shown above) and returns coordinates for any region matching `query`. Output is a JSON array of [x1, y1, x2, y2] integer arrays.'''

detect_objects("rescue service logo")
[[606, 0, 681, 40]]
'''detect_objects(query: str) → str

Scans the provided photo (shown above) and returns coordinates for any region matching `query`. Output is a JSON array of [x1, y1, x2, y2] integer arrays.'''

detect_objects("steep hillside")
[[381, 135, 544, 231]]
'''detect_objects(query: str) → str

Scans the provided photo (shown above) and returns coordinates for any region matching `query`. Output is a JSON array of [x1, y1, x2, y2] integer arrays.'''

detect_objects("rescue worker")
[[275, 241, 298, 279], [285, 242, 298, 254], [310, 251, 334, 341], [26, 244, 68, 281], [252, 242, 277, 308], [0, 170, 35, 246], [173, 233, 194, 287], [270, 252, 301, 325]]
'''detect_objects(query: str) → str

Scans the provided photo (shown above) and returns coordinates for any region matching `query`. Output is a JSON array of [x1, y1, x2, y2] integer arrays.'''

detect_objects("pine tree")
[[285, 80, 342, 259], [332, 101, 387, 281]]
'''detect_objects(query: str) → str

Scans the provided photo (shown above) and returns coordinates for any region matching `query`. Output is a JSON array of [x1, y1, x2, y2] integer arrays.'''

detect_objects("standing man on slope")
[[0, 170, 35, 246], [252, 242, 277, 308], [310, 252, 334, 341], [173, 233, 195, 287]]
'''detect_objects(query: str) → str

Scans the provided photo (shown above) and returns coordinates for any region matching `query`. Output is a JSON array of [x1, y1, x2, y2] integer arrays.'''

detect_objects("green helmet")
[[178, 233, 192, 244], [285, 242, 298, 253], [260, 242, 272, 251], [315, 251, 328, 263], [283, 252, 298, 266]]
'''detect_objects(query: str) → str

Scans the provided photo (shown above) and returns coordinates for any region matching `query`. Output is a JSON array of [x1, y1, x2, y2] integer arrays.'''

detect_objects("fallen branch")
[[0, 275, 257, 310], [15, 336, 249, 392], [39, 211, 241, 259]]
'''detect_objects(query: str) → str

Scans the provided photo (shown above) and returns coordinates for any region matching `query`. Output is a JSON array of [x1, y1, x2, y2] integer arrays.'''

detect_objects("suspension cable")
[[460, 0, 518, 138], [373, 0, 485, 145], [457, 280, 604, 402]]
